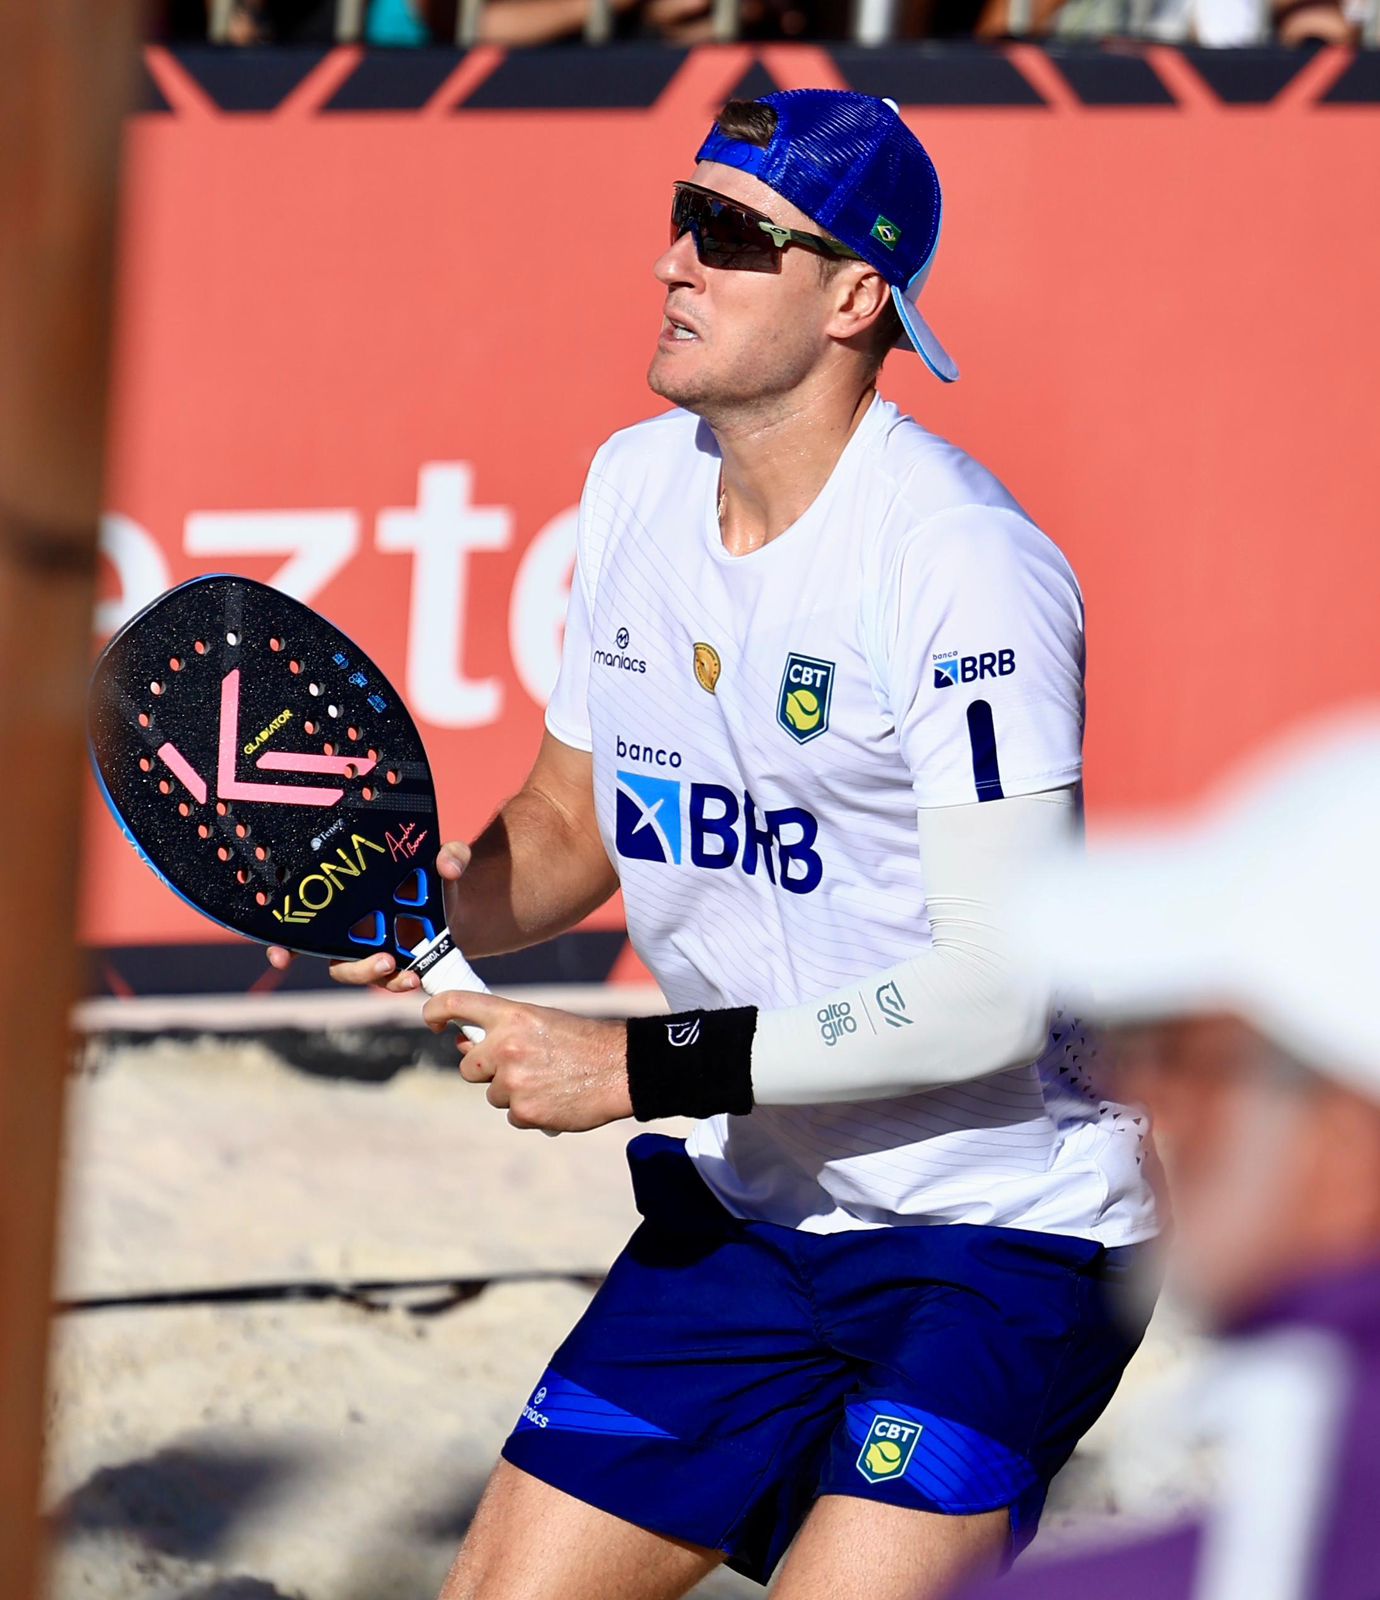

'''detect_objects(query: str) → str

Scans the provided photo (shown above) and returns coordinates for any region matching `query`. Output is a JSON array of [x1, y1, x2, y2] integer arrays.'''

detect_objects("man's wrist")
[[625, 1007, 758, 1121]]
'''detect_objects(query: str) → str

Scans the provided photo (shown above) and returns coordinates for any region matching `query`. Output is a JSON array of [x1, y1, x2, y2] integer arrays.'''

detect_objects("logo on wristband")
[[667, 1018, 701, 1048]]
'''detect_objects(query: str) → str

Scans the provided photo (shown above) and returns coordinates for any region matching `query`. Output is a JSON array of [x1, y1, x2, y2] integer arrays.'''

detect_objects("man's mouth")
[[663, 312, 699, 342]]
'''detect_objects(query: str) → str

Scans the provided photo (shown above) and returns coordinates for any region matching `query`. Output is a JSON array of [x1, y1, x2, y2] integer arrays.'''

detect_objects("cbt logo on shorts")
[[777, 653, 835, 744], [856, 1414, 924, 1484], [614, 770, 823, 894], [933, 649, 1016, 689]]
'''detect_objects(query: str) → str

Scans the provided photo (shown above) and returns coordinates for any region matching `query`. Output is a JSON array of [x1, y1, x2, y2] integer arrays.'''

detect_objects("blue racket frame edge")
[[88, 573, 489, 1035]]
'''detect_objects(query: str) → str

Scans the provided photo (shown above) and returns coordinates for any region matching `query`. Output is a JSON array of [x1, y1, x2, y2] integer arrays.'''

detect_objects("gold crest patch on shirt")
[[693, 642, 721, 695]]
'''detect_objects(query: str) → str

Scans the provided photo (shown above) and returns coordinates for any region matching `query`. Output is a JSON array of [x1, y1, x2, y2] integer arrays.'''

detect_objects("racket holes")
[[236, 869, 249, 885], [169, 657, 183, 672], [226, 631, 239, 646], [275, 866, 288, 884], [217, 846, 231, 862], [198, 824, 211, 839], [367, 748, 379, 762], [323, 741, 336, 757], [395, 915, 429, 950], [138, 757, 152, 773], [178, 802, 190, 818], [327, 704, 340, 719], [303, 720, 316, 735], [347, 726, 360, 742], [344, 764, 357, 780], [234, 823, 248, 839], [254, 845, 268, 862], [308, 681, 322, 696], [269, 637, 284, 652], [289, 660, 302, 675], [216, 802, 228, 817], [194, 640, 207, 655], [149, 681, 164, 696], [386, 769, 399, 785], [138, 713, 150, 728], [361, 786, 374, 801], [158, 780, 171, 795], [256, 891, 270, 906]]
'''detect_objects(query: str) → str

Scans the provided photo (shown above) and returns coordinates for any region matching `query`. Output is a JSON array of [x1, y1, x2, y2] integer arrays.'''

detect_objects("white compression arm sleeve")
[[748, 787, 1076, 1105]]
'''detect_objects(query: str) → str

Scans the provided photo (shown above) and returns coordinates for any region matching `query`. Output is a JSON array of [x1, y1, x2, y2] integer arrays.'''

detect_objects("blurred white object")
[[1009, 706, 1380, 1096]]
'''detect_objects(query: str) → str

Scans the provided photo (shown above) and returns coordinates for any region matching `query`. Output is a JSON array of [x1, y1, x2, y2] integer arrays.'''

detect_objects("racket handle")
[[407, 928, 488, 1043]]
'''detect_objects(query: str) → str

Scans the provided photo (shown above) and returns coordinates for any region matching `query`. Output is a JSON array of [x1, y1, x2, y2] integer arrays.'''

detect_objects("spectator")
[[962, 713, 1380, 1600]]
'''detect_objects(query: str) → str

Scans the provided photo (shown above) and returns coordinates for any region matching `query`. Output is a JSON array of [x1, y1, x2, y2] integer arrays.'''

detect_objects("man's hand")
[[423, 991, 632, 1133], [266, 840, 472, 992]]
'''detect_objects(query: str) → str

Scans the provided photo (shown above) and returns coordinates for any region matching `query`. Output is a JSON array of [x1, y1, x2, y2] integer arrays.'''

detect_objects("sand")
[[44, 1029, 1208, 1599]]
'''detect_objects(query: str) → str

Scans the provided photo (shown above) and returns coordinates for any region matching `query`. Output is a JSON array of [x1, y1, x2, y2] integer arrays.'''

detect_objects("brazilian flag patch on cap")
[[871, 215, 901, 250]]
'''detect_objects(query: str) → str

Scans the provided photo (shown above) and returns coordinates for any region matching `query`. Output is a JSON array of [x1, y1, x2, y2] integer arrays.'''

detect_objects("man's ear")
[[827, 264, 892, 342]]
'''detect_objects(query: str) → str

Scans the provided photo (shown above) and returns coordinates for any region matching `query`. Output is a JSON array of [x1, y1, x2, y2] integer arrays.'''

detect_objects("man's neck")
[[710, 377, 876, 557]]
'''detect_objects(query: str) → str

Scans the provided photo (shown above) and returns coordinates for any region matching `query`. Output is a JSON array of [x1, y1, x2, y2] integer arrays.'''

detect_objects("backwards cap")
[[696, 89, 958, 383]]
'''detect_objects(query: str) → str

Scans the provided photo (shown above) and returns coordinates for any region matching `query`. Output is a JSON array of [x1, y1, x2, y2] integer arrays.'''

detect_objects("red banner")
[[88, 43, 1380, 953]]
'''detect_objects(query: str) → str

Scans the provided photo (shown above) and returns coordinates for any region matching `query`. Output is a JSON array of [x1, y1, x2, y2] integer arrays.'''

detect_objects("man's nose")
[[654, 227, 701, 288]]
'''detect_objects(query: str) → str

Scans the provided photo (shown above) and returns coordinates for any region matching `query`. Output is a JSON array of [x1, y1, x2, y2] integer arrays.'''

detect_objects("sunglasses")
[[670, 182, 862, 274]]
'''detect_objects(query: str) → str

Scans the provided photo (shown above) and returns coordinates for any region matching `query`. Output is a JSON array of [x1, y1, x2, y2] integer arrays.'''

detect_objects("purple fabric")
[[960, 1257, 1380, 1600]]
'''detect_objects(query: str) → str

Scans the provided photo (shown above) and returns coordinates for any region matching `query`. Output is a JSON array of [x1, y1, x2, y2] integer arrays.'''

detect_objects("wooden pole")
[[0, 5, 139, 1595]]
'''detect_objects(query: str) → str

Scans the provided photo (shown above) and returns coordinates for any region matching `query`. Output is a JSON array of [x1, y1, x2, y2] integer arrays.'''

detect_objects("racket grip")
[[407, 928, 488, 1043]]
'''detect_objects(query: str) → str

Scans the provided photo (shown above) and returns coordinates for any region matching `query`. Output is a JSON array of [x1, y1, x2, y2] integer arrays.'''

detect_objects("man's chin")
[[646, 349, 703, 407]]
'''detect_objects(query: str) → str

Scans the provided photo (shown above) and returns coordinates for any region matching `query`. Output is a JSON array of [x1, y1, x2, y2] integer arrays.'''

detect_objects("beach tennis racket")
[[89, 574, 489, 1035]]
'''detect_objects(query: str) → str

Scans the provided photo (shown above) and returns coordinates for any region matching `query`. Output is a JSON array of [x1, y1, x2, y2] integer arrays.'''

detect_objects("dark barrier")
[[90, 43, 1380, 992]]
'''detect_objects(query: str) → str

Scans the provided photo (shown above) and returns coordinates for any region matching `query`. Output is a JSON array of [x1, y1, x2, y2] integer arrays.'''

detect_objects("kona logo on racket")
[[243, 708, 293, 757], [273, 833, 387, 924]]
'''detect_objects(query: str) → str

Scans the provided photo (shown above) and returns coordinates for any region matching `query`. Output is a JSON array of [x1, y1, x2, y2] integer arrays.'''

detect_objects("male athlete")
[[271, 90, 1157, 1600]]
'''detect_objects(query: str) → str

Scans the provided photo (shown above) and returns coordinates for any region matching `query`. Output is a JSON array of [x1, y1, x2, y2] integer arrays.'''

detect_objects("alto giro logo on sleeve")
[[856, 1414, 924, 1484], [933, 649, 1016, 689], [777, 653, 835, 744]]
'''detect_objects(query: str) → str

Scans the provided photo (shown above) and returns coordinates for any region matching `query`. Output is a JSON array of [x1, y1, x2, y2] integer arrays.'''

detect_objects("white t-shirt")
[[546, 395, 1155, 1246]]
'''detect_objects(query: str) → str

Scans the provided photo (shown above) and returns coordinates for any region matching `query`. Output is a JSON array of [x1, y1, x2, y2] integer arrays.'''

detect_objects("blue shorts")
[[503, 1134, 1153, 1585]]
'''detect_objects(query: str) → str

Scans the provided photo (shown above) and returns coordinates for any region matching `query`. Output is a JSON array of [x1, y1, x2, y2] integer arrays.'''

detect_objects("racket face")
[[89, 576, 448, 962]]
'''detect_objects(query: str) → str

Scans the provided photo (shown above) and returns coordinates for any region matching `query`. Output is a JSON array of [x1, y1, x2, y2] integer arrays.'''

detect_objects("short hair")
[[711, 99, 904, 369]]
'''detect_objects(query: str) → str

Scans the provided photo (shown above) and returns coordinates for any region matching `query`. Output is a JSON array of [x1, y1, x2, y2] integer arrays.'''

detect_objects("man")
[[271, 91, 1157, 1599], [960, 714, 1380, 1600]]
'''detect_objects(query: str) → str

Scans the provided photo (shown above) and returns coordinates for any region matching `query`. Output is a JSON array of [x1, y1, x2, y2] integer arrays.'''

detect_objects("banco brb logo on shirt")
[[614, 770, 823, 895]]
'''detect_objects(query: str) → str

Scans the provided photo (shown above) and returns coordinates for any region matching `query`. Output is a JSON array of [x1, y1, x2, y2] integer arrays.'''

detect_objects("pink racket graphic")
[[89, 575, 488, 1026]]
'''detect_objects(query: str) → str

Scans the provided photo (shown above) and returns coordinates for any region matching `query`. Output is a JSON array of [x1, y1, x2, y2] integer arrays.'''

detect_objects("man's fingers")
[[458, 1049, 493, 1084], [266, 945, 295, 970], [328, 953, 411, 988], [422, 989, 509, 1034], [435, 840, 471, 880]]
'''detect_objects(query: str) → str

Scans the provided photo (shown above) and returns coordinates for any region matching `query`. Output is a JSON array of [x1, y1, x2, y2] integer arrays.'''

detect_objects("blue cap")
[[696, 89, 958, 383]]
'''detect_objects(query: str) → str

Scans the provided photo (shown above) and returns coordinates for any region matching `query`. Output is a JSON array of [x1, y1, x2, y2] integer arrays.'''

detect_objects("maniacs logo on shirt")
[[614, 763, 823, 894], [933, 649, 1016, 689], [593, 624, 647, 674]]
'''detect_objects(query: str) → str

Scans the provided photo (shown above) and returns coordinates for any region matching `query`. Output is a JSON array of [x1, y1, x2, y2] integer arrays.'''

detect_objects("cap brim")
[[891, 284, 959, 383]]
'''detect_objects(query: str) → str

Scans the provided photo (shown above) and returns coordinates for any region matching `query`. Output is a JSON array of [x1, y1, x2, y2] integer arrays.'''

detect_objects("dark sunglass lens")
[[671, 187, 779, 273]]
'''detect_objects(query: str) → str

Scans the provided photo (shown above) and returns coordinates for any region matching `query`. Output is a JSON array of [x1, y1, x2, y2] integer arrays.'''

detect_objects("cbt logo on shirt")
[[778, 653, 835, 744], [614, 769, 823, 894], [933, 649, 1016, 689]]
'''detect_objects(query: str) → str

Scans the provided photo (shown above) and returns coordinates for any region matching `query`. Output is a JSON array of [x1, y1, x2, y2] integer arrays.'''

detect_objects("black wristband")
[[625, 1006, 758, 1121]]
